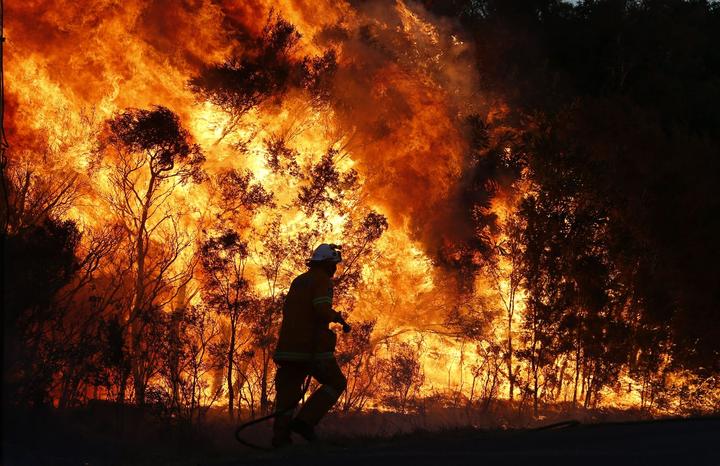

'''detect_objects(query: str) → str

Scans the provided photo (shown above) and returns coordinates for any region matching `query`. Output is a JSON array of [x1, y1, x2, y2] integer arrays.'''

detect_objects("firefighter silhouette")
[[272, 243, 350, 447]]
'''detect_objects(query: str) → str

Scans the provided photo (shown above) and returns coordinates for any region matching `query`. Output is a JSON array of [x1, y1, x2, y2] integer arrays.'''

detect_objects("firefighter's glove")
[[333, 311, 351, 333]]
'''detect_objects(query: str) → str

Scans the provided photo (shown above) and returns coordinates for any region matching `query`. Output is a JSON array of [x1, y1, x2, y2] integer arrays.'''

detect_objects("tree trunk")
[[227, 317, 236, 419], [487, 366, 499, 412], [469, 372, 478, 406], [507, 305, 514, 401], [584, 372, 593, 409], [260, 348, 270, 414], [533, 352, 540, 417], [573, 338, 581, 407], [118, 366, 129, 404], [130, 173, 156, 406]]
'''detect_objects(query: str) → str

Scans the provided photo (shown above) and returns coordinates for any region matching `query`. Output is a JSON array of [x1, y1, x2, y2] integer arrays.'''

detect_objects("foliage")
[[4, 2, 720, 419], [381, 341, 425, 413]]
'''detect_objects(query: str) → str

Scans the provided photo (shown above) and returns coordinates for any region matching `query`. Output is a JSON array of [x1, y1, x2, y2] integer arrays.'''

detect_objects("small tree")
[[383, 341, 425, 413], [162, 304, 222, 423], [199, 230, 251, 418], [336, 320, 380, 412], [485, 212, 524, 402]]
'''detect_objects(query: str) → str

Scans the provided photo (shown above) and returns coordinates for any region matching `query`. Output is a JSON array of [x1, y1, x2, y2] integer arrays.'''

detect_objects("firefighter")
[[272, 243, 349, 447]]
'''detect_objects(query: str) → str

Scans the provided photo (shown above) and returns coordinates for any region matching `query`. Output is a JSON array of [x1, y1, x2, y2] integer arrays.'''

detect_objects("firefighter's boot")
[[272, 412, 294, 448], [289, 418, 317, 443]]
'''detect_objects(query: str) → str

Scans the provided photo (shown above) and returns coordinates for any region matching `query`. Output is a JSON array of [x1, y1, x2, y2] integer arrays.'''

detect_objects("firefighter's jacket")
[[274, 268, 340, 362]]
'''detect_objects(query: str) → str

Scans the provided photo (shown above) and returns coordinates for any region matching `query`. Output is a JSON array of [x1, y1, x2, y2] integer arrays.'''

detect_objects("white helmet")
[[309, 243, 342, 263]]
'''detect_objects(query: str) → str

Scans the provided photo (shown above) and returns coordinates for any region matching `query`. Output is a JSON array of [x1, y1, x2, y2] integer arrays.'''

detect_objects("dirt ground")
[[224, 417, 720, 466], [4, 413, 719, 465]]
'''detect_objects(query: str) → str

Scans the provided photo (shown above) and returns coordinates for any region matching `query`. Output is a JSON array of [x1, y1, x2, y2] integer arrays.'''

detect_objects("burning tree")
[[189, 12, 336, 142], [335, 319, 380, 413], [101, 106, 205, 405], [382, 340, 425, 414], [158, 301, 222, 423], [197, 167, 273, 418], [198, 230, 251, 418]]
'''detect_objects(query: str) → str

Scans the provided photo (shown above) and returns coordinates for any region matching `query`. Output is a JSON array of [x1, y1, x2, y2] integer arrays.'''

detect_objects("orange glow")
[[4, 0, 714, 416]]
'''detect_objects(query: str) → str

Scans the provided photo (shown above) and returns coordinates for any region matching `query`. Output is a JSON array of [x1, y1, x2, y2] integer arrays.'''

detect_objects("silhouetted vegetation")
[[423, 0, 720, 414]]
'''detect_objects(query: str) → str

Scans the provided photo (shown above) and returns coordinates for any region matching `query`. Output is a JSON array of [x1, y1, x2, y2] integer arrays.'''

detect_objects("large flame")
[[6, 0, 704, 414]]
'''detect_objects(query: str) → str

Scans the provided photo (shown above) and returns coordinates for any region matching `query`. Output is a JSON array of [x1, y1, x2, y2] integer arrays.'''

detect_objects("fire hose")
[[234, 375, 313, 451], [234, 317, 351, 451]]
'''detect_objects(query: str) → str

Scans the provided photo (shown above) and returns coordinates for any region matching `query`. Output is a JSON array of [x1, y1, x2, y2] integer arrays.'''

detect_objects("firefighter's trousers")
[[273, 358, 347, 435]]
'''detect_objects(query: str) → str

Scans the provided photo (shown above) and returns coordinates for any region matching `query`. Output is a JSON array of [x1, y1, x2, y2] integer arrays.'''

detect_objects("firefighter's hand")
[[333, 310, 351, 333]]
